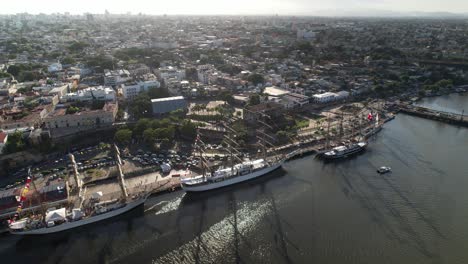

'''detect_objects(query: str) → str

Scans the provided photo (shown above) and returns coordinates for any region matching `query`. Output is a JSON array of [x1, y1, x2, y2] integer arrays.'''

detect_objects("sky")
[[1, 0, 468, 15]]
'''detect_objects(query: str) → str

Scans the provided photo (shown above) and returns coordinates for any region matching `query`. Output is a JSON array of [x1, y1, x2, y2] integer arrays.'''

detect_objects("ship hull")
[[181, 163, 282, 192], [10, 197, 146, 235]]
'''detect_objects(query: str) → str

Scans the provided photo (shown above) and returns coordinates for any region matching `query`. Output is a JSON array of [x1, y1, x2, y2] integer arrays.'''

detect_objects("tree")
[[248, 94, 261, 106], [68, 41, 89, 52], [180, 120, 197, 139], [7, 65, 20, 77], [129, 93, 152, 119], [62, 56, 75, 65], [219, 91, 234, 104], [18, 71, 37, 82], [143, 128, 157, 144], [66, 106, 80, 115], [116, 109, 124, 120], [134, 118, 151, 138], [4, 131, 26, 154], [114, 129, 132, 144], [247, 73, 264, 85]]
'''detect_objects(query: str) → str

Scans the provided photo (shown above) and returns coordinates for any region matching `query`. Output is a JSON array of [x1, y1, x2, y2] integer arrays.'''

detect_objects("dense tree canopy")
[[115, 129, 133, 144], [247, 73, 265, 85], [4, 131, 26, 154]]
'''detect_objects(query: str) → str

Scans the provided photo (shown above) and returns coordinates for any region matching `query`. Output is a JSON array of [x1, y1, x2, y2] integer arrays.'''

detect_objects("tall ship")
[[181, 119, 284, 192], [8, 145, 148, 235], [322, 142, 367, 160], [181, 158, 283, 192], [319, 110, 380, 160]]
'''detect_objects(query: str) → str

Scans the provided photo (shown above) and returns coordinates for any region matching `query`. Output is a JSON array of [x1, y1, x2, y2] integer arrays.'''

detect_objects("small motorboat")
[[377, 166, 391, 174]]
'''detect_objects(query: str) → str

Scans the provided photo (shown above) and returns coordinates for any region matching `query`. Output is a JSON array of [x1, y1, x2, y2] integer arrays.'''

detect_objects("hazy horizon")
[[1, 0, 468, 16]]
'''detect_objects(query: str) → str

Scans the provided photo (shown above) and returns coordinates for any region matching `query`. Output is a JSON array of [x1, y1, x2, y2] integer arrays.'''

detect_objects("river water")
[[0, 94, 467, 264]]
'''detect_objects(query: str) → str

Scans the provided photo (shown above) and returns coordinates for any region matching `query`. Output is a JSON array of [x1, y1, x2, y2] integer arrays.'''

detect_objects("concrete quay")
[[398, 104, 467, 127]]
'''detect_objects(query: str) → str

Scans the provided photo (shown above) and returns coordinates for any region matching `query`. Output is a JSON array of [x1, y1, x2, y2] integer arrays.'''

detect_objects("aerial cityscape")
[[0, 1, 467, 263]]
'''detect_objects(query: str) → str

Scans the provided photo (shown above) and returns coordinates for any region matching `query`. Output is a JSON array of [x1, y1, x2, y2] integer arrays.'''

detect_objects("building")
[[151, 96, 187, 115], [312, 91, 350, 103], [128, 64, 151, 76], [0, 107, 48, 132], [43, 103, 117, 130], [281, 93, 310, 109], [104, 69, 131, 86], [297, 29, 316, 40], [263, 86, 290, 97], [156, 66, 186, 83], [122, 80, 161, 100], [197, 65, 215, 84], [312, 92, 338, 103], [49, 85, 69, 97], [61, 86, 116, 102]]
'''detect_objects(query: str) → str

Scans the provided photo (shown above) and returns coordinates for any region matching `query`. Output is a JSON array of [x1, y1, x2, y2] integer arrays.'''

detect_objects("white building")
[[104, 69, 131, 86], [197, 65, 215, 84], [312, 92, 338, 103], [156, 66, 186, 83], [122, 80, 161, 100], [61, 86, 116, 102], [312, 91, 350, 103], [263, 86, 290, 97]]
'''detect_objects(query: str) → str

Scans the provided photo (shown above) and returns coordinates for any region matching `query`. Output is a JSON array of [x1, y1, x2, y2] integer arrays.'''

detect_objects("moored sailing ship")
[[181, 119, 284, 192], [8, 145, 148, 235]]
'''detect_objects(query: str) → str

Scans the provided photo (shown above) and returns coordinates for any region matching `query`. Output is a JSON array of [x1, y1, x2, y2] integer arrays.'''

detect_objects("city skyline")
[[1, 0, 468, 16]]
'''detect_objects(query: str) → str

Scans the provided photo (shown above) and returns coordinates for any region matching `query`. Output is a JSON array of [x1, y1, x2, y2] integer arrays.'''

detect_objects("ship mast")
[[114, 144, 128, 201], [326, 113, 331, 149], [27, 167, 47, 221], [69, 153, 82, 192], [195, 132, 210, 180]]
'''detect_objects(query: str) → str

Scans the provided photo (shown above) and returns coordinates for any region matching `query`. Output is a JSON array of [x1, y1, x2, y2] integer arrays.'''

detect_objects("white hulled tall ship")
[[320, 110, 372, 160], [8, 145, 148, 235], [181, 120, 284, 192]]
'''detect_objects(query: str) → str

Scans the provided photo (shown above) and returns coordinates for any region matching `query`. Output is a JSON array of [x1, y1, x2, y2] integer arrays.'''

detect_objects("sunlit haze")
[[1, 0, 468, 15]]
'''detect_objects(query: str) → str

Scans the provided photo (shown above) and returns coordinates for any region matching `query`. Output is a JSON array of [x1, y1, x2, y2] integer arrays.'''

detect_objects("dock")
[[398, 104, 467, 127], [83, 170, 185, 202]]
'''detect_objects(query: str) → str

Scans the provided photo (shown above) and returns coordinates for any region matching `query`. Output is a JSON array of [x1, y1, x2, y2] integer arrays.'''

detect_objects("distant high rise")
[[86, 13, 94, 22]]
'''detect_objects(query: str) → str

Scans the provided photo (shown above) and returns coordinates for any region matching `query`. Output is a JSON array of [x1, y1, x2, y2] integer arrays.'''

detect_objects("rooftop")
[[263, 86, 290, 97], [151, 96, 185, 103]]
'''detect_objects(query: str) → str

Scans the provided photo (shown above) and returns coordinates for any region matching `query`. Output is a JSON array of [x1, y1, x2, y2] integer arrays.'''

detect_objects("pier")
[[398, 104, 467, 127]]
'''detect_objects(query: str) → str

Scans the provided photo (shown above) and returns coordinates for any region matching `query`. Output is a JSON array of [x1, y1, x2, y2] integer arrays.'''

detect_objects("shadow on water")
[[333, 157, 445, 260], [117, 169, 285, 263]]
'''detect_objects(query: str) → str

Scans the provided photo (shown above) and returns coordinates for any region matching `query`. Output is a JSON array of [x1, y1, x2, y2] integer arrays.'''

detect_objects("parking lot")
[[0, 142, 235, 191]]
